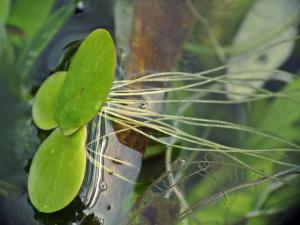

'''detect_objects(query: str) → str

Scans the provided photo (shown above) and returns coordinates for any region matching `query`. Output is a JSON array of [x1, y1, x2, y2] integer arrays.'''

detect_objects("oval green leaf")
[[32, 71, 67, 130], [54, 29, 116, 135], [28, 126, 87, 213]]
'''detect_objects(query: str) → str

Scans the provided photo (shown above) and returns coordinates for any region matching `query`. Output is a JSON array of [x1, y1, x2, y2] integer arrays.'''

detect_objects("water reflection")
[[81, 114, 143, 225]]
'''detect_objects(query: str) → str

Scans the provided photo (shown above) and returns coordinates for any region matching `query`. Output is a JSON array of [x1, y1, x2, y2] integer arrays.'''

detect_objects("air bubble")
[[100, 181, 107, 191], [139, 100, 148, 109], [99, 218, 104, 225], [76, 1, 85, 13], [106, 204, 112, 211], [179, 159, 186, 167]]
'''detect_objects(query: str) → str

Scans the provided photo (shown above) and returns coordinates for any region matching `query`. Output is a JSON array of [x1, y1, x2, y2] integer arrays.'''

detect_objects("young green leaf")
[[28, 127, 87, 213], [32, 72, 66, 130], [54, 29, 116, 135]]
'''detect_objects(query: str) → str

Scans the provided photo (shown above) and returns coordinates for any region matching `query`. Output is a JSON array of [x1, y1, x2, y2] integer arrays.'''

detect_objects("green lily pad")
[[32, 72, 67, 130], [28, 126, 87, 213], [54, 29, 116, 135]]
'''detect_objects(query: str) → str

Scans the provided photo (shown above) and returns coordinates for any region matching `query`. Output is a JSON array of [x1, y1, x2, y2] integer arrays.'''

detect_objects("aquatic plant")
[[0, 1, 299, 225]]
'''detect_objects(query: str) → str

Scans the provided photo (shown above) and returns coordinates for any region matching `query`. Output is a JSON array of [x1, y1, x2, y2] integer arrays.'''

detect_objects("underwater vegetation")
[[0, 0, 300, 225]]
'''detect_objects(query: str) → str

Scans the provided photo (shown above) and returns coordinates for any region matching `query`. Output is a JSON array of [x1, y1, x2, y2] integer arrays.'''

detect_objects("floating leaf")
[[32, 72, 66, 130], [54, 29, 116, 135], [28, 127, 87, 213]]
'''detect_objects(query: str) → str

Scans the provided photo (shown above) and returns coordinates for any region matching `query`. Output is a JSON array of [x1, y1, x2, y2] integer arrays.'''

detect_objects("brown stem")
[[113, 0, 209, 154]]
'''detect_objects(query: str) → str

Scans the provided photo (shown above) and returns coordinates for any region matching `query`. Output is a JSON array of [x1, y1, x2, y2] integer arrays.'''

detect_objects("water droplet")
[[107, 204, 113, 211], [121, 52, 127, 59], [108, 171, 115, 175], [100, 181, 107, 191], [76, 1, 85, 11], [139, 100, 148, 109], [179, 159, 186, 167], [99, 218, 104, 225]]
